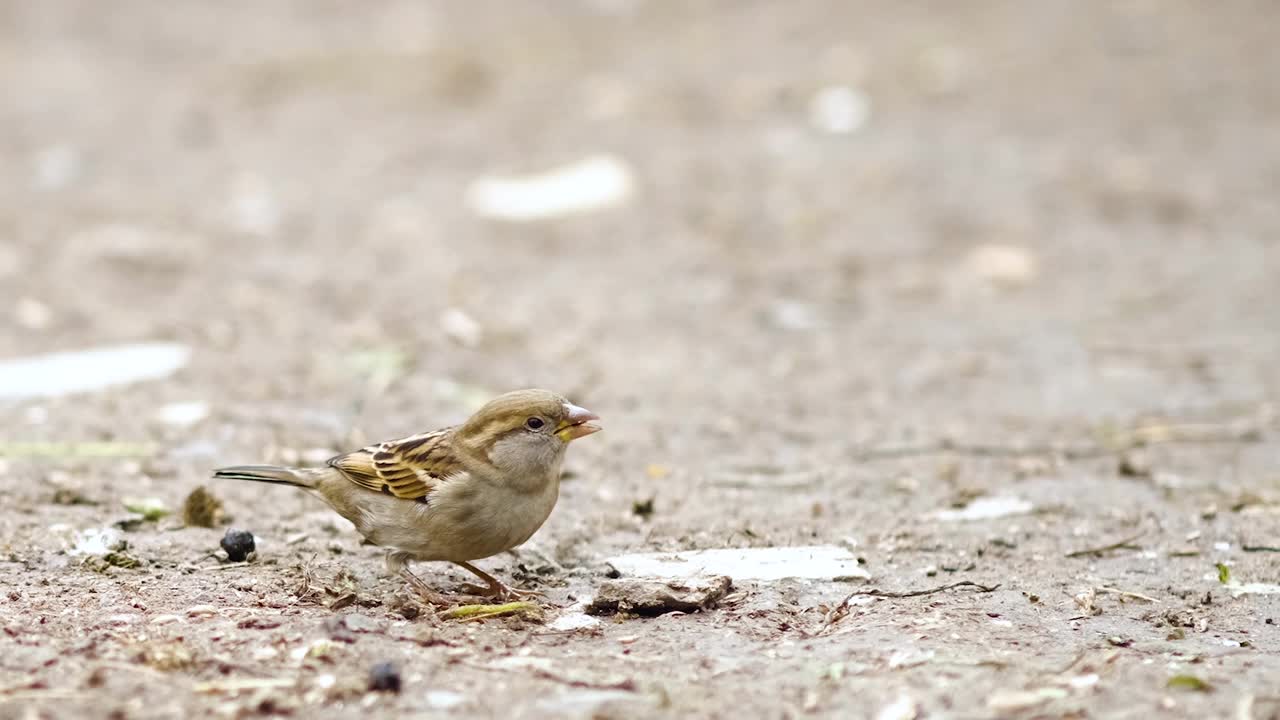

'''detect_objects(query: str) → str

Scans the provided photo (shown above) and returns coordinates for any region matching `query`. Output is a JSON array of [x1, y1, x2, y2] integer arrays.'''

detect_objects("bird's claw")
[[460, 582, 544, 601]]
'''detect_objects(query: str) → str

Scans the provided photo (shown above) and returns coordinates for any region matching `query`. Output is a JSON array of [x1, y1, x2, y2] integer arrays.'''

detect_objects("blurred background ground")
[[1, 1, 1278, 718]]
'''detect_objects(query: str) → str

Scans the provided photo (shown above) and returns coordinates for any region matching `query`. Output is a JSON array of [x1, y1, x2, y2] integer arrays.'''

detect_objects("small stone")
[[220, 528, 256, 562], [1118, 450, 1152, 477], [368, 662, 402, 693], [586, 575, 732, 616], [328, 613, 383, 635], [187, 605, 219, 618]]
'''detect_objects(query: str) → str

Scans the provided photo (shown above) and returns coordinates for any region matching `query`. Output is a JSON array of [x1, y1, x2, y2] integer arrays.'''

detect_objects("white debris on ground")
[[32, 143, 81, 190], [986, 688, 1068, 713], [876, 694, 921, 720], [67, 527, 125, 557], [155, 401, 210, 427], [424, 691, 466, 710], [227, 172, 281, 236], [605, 545, 870, 581], [465, 154, 634, 222], [808, 85, 871, 135], [1202, 569, 1280, 597], [439, 307, 483, 348], [931, 496, 1034, 522], [547, 610, 603, 632], [13, 297, 53, 329], [0, 342, 191, 399], [766, 298, 825, 331], [964, 243, 1040, 289]]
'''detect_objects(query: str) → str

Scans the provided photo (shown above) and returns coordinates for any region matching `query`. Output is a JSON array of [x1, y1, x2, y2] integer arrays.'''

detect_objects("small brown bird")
[[213, 389, 600, 604]]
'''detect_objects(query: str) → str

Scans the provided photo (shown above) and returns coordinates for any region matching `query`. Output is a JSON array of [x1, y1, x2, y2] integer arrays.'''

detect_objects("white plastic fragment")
[[426, 691, 466, 710], [887, 649, 935, 669], [465, 154, 634, 222], [68, 528, 125, 557], [605, 545, 870, 582], [808, 86, 871, 135], [0, 342, 191, 399], [548, 612, 603, 631], [931, 496, 1034, 522], [1069, 673, 1100, 689]]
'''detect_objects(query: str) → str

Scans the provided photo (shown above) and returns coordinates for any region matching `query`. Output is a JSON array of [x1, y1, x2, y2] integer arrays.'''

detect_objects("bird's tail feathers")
[[212, 465, 319, 489]]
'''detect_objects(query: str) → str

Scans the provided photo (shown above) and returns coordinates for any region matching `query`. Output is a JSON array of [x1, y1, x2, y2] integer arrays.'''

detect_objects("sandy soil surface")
[[2, 2, 1279, 718]]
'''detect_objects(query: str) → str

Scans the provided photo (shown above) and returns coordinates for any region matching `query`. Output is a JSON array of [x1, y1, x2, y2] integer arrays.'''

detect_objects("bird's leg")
[[386, 550, 451, 607], [400, 568, 453, 607], [452, 561, 542, 600]]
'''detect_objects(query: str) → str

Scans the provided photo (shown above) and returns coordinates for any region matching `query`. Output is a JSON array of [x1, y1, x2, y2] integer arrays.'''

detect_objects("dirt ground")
[[2, 1, 1279, 718]]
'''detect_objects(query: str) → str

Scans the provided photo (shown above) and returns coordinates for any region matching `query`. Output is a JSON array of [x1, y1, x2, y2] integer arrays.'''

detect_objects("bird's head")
[[456, 389, 601, 482]]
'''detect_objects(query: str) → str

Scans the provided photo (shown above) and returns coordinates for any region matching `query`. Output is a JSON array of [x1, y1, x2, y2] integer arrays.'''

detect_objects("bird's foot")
[[400, 569, 453, 608], [459, 580, 544, 602]]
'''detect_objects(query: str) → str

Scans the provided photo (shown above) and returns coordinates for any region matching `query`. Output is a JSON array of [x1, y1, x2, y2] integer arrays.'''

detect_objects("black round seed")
[[369, 662, 402, 693], [219, 528, 256, 562]]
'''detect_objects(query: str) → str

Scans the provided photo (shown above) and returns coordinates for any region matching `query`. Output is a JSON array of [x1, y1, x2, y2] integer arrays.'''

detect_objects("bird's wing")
[[327, 427, 463, 501]]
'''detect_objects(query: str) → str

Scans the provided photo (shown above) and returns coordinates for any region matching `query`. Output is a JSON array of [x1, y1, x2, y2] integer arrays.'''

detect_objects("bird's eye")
[[525, 416, 545, 431]]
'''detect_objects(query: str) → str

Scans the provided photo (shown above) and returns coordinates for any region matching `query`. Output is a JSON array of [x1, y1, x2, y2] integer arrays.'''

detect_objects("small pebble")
[[220, 528, 256, 562], [1118, 449, 1152, 477], [369, 662, 402, 693]]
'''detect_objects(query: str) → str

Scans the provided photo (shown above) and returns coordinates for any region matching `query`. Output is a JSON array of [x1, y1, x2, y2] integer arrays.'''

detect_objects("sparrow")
[[212, 388, 601, 605]]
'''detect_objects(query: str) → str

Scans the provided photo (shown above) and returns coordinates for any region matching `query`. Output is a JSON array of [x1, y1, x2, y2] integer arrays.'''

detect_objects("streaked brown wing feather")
[[327, 427, 462, 500]]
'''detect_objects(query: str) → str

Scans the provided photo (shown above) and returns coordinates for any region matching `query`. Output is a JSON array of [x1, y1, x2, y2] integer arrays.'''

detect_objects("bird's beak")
[[556, 403, 601, 441]]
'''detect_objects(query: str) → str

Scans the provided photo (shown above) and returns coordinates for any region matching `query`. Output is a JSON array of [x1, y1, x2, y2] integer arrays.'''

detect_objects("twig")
[[1096, 586, 1161, 603], [190, 561, 251, 572], [840, 580, 1001, 600], [1065, 532, 1145, 558], [1243, 545, 1280, 553], [818, 581, 1001, 634]]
